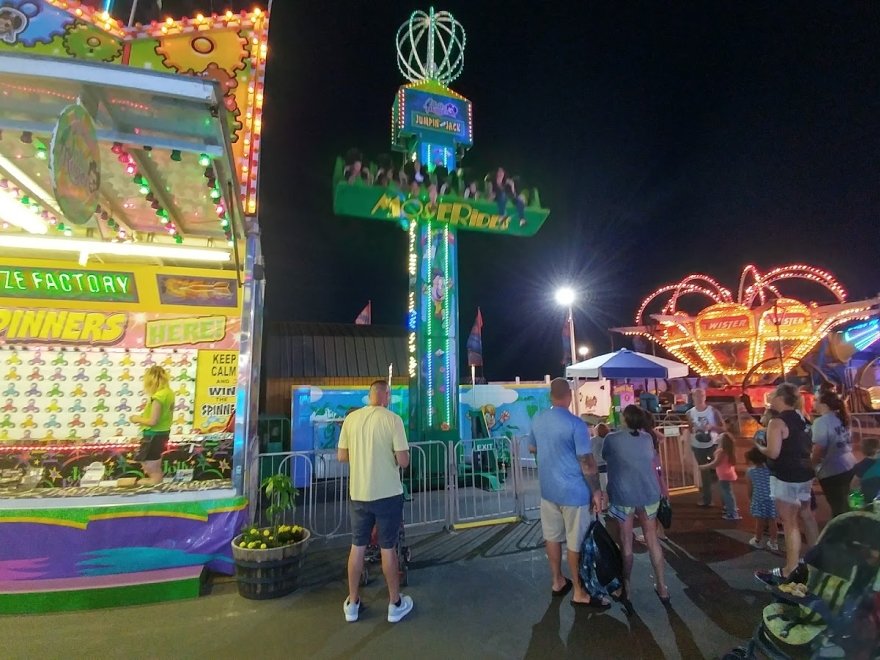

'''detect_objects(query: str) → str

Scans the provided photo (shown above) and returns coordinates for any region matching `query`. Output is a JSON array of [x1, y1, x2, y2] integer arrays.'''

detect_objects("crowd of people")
[[340, 148, 537, 222], [526, 378, 878, 613], [683, 383, 877, 586], [330, 375, 878, 625]]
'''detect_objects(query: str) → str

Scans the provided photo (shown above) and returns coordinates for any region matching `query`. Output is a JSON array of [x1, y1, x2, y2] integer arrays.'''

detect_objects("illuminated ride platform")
[[0, 2, 271, 613], [612, 264, 880, 384]]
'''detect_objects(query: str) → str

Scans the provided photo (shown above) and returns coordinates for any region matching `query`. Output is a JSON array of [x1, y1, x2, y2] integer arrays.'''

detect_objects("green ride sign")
[[333, 184, 549, 237], [0, 267, 138, 303]]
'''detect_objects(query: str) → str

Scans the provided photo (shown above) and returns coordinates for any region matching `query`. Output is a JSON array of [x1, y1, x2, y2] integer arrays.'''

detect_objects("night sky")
[[128, 1, 880, 380]]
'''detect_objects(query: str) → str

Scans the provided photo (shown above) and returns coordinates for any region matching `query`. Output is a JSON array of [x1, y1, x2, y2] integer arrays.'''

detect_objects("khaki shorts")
[[770, 476, 813, 505], [540, 499, 590, 550]]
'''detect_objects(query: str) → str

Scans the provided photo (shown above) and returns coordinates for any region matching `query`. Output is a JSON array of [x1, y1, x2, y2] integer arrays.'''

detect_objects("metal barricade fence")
[[657, 422, 698, 492], [402, 441, 451, 530], [256, 450, 352, 540], [253, 436, 540, 539], [851, 413, 880, 450], [450, 436, 519, 525], [253, 425, 705, 539]]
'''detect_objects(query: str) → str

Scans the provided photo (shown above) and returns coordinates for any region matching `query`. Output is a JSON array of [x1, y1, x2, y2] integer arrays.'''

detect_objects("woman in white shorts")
[[754, 383, 818, 585]]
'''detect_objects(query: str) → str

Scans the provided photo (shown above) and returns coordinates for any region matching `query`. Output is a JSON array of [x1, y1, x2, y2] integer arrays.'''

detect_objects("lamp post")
[[555, 287, 577, 366]]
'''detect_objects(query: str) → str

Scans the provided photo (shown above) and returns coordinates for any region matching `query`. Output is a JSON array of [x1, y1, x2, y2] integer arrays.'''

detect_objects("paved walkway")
[[3, 479, 833, 660]]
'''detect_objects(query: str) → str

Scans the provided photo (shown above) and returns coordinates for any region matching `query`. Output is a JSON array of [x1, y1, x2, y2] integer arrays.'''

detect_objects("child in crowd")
[[854, 437, 880, 504], [592, 422, 610, 495], [745, 447, 779, 551], [701, 419, 741, 520]]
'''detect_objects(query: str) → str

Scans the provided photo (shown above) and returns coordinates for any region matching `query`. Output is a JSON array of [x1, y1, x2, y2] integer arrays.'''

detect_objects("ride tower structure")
[[333, 8, 550, 444]]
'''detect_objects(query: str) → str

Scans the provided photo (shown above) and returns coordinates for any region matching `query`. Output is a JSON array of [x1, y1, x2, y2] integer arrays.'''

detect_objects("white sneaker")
[[387, 594, 413, 623], [343, 597, 361, 622], [766, 541, 779, 552], [748, 537, 763, 549]]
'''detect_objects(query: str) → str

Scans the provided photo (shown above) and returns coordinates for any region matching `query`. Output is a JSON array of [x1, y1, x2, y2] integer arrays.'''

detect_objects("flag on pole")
[[467, 308, 484, 367], [355, 301, 371, 325], [562, 313, 572, 365]]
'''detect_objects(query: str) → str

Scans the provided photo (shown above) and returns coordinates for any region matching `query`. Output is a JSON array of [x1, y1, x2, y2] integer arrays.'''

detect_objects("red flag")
[[355, 301, 371, 325], [467, 308, 484, 367]]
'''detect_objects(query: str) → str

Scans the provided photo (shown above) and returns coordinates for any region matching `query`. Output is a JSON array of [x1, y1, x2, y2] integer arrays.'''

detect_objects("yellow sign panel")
[[193, 350, 239, 432], [0, 256, 241, 315], [0, 308, 127, 344], [145, 316, 227, 348]]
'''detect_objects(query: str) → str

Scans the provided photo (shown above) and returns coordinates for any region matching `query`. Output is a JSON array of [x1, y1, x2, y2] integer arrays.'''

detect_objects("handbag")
[[657, 497, 672, 529]]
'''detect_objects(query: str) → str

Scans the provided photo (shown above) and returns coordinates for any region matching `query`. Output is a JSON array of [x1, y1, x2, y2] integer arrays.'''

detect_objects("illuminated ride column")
[[407, 218, 459, 442], [332, 8, 550, 444]]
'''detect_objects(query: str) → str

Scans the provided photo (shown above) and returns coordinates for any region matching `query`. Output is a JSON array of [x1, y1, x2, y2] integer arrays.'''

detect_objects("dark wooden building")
[[262, 322, 410, 415]]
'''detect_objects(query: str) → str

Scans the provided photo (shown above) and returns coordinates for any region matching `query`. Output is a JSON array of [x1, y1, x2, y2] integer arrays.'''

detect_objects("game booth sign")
[[0, 2, 271, 613]]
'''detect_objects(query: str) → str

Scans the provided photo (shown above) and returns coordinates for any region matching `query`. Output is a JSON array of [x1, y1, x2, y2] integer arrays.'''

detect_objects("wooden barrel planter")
[[231, 529, 311, 600]]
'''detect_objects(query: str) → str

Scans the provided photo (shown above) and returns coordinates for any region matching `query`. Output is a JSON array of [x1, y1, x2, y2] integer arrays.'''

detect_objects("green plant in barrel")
[[236, 474, 305, 549]]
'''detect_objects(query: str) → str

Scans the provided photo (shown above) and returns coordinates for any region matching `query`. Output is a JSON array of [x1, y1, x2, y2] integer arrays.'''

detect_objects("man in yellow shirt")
[[337, 380, 412, 623]]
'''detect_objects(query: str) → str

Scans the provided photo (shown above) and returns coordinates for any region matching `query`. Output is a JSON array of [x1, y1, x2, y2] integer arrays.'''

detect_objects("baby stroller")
[[725, 508, 880, 659], [361, 520, 410, 587]]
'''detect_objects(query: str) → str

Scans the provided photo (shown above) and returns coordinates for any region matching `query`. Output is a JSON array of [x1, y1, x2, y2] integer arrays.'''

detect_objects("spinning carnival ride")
[[332, 8, 550, 443], [613, 264, 880, 382]]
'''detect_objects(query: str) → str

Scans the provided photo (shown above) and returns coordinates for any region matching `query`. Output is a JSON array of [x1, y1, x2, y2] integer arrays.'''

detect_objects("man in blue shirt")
[[528, 378, 605, 607]]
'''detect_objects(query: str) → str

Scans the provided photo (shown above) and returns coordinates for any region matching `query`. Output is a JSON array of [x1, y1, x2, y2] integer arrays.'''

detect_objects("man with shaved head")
[[528, 378, 606, 608], [686, 388, 724, 507], [338, 380, 412, 623]]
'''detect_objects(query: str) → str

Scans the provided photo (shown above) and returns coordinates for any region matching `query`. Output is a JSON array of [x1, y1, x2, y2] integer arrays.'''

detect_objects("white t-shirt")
[[687, 405, 720, 448], [338, 405, 409, 501]]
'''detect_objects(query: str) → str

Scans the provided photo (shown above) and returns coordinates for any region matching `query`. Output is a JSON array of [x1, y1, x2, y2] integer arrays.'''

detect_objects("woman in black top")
[[755, 383, 818, 584]]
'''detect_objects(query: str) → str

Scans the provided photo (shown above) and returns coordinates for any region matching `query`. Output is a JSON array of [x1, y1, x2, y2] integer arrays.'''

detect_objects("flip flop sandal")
[[551, 578, 572, 597]]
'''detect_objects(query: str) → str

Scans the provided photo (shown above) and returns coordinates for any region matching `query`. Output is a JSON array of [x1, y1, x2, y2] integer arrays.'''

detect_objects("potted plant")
[[231, 473, 310, 599]]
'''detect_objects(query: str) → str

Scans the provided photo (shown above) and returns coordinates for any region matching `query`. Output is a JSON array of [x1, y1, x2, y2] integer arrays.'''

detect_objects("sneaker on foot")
[[748, 537, 764, 549], [343, 598, 361, 623], [722, 512, 742, 521], [387, 594, 413, 623], [766, 541, 779, 552], [755, 567, 786, 586]]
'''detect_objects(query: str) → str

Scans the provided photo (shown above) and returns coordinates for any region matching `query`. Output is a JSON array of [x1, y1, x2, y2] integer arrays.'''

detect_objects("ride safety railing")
[[253, 431, 694, 541], [850, 413, 880, 449]]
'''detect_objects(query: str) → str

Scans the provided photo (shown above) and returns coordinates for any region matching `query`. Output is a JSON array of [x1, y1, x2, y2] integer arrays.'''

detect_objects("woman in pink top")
[[700, 419, 741, 520]]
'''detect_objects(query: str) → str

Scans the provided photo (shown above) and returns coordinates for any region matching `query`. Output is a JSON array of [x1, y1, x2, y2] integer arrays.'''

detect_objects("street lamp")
[[555, 287, 578, 367], [578, 345, 590, 358]]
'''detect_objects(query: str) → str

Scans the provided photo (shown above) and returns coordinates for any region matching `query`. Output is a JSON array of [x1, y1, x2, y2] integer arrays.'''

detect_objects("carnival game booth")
[[0, 2, 270, 613]]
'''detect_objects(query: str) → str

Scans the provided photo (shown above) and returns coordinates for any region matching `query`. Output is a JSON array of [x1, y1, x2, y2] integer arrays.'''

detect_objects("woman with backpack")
[[602, 405, 670, 605]]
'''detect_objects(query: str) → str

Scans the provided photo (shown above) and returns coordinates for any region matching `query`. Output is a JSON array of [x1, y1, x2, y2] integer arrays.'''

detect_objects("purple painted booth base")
[[0, 493, 247, 613]]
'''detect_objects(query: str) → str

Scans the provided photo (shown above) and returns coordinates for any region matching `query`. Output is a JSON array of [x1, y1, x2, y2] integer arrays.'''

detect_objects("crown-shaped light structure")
[[612, 264, 880, 378], [396, 7, 466, 85]]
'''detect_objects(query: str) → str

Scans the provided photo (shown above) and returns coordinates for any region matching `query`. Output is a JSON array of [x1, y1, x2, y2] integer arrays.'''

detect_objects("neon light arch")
[[618, 264, 879, 379]]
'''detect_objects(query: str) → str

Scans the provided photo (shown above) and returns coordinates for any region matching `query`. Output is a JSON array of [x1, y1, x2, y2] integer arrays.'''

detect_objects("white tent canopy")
[[566, 349, 688, 379]]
